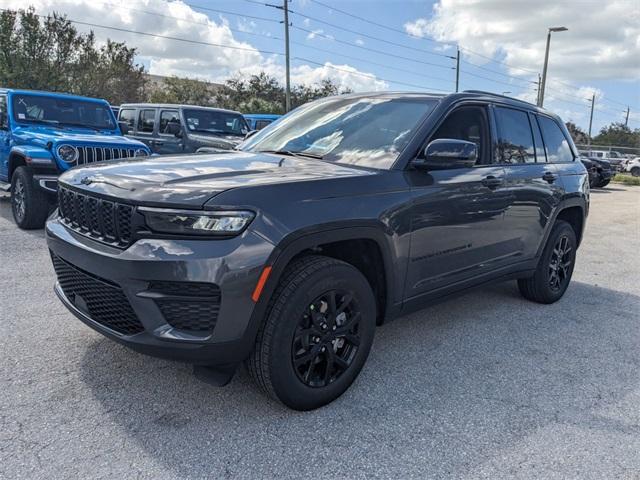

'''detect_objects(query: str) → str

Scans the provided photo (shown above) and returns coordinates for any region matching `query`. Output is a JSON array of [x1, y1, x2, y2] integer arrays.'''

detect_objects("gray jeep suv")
[[46, 91, 589, 410]]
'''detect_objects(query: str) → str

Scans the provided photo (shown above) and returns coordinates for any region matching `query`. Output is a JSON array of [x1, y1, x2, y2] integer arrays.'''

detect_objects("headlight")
[[57, 144, 78, 164], [134, 148, 149, 157], [139, 208, 254, 235]]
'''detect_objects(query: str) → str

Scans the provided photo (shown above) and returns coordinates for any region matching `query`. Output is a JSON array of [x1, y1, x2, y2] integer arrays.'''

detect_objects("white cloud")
[[404, 0, 640, 82], [306, 28, 333, 41], [355, 38, 365, 46], [8, 0, 385, 94]]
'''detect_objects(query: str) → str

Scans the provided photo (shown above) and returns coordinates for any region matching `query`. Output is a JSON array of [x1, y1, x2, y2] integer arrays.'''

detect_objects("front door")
[[405, 105, 513, 299], [0, 94, 11, 182], [154, 110, 184, 155]]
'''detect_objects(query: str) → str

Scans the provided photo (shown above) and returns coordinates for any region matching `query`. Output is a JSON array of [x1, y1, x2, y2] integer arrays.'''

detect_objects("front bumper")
[[46, 215, 274, 366]]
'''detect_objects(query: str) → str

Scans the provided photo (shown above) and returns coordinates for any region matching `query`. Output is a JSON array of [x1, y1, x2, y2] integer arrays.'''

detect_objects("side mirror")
[[417, 138, 478, 170], [244, 130, 258, 140], [166, 122, 182, 137], [118, 121, 130, 135]]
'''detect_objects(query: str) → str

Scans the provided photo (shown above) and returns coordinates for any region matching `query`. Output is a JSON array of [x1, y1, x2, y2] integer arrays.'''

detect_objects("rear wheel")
[[11, 167, 50, 229], [518, 220, 576, 304], [631, 167, 640, 177], [247, 255, 376, 410]]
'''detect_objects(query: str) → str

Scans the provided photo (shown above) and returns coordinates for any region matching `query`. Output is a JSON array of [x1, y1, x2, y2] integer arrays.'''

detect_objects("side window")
[[138, 109, 156, 133], [255, 120, 271, 130], [537, 116, 574, 163], [429, 106, 488, 164], [0, 95, 7, 129], [494, 107, 535, 163], [529, 112, 546, 162], [159, 110, 180, 134], [118, 109, 136, 129]]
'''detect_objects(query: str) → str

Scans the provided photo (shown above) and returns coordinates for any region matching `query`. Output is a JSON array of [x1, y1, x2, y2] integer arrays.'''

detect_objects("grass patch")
[[612, 173, 640, 186]]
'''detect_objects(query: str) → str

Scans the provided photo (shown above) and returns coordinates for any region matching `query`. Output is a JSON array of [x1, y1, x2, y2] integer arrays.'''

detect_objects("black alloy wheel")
[[548, 234, 572, 292], [292, 290, 361, 388]]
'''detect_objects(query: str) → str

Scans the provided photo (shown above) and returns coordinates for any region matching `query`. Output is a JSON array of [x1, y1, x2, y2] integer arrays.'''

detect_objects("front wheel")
[[631, 167, 640, 177], [11, 166, 50, 229], [518, 220, 577, 304], [247, 255, 376, 410]]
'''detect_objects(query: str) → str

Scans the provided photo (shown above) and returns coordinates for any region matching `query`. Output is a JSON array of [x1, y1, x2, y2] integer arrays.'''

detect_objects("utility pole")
[[536, 74, 541, 106], [625, 106, 630, 127], [587, 93, 595, 148], [283, 0, 291, 112], [455, 48, 460, 93], [539, 27, 568, 107]]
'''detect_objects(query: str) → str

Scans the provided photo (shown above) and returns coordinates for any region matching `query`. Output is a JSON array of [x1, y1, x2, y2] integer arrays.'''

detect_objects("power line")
[[294, 57, 451, 92], [292, 25, 455, 72], [6, 10, 285, 57]]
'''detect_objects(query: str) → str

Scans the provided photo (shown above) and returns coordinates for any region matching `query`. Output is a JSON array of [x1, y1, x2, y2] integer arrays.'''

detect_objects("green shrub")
[[612, 174, 640, 186]]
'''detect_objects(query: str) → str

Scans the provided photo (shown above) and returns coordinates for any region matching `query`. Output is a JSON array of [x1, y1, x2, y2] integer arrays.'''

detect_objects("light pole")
[[538, 26, 568, 107]]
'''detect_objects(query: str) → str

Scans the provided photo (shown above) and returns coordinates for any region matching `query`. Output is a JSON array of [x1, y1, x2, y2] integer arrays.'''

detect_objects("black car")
[[580, 156, 613, 188], [46, 91, 589, 410], [117, 104, 250, 154]]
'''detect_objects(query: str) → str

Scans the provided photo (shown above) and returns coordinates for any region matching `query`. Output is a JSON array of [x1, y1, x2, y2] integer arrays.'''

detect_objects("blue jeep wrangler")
[[0, 89, 151, 229]]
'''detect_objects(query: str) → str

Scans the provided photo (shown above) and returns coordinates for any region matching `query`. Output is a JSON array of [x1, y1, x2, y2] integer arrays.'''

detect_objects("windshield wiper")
[[59, 122, 104, 131], [20, 119, 65, 129], [258, 149, 324, 160]]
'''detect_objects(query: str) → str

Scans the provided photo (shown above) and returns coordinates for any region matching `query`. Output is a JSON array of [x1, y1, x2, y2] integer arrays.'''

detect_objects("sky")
[[5, 0, 640, 134]]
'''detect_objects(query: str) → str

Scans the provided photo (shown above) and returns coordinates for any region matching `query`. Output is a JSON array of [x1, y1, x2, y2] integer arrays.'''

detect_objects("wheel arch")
[[251, 224, 399, 330], [537, 198, 586, 258]]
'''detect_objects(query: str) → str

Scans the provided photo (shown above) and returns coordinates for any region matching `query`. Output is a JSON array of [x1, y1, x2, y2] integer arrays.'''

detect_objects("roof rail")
[[462, 90, 538, 107]]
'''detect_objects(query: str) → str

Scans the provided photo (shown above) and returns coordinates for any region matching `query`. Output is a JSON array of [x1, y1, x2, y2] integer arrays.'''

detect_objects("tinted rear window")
[[538, 116, 574, 163]]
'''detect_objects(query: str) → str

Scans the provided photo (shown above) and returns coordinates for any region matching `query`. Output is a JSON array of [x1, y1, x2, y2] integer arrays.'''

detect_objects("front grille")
[[51, 253, 144, 336], [148, 282, 221, 333], [76, 146, 137, 165], [58, 186, 134, 247]]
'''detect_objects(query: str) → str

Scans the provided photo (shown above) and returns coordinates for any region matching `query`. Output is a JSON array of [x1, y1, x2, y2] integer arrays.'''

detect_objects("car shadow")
[[78, 281, 640, 478]]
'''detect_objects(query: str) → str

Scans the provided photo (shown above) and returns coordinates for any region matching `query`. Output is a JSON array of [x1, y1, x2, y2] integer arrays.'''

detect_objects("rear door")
[[155, 109, 184, 154], [405, 104, 513, 298], [495, 106, 564, 261]]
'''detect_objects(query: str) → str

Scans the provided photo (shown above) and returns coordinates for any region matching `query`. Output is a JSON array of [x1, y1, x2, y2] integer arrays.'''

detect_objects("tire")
[[598, 179, 610, 187], [518, 220, 577, 304], [247, 255, 376, 410], [11, 166, 50, 229], [631, 167, 640, 178]]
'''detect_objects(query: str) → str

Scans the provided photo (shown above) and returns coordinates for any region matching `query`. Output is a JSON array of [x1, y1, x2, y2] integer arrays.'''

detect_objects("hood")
[[59, 151, 373, 208], [12, 125, 145, 147]]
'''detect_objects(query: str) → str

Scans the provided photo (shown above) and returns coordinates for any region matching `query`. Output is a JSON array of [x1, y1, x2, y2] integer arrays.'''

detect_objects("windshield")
[[11, 94, 115, 130], [241, 95, 439, 169], [183, 109, 248, 136]]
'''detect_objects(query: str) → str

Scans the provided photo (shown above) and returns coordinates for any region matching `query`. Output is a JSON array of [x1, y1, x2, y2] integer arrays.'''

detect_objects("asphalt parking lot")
[[1, 186, 639, 480]]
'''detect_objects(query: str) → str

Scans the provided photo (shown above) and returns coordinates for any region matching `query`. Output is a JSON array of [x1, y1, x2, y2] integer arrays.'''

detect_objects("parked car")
[[111, 105, 120, 118], [624, 157, 640, 177], [580, 150, 625, 171], [118, 104, 250, 154], [244, 113, 281, 131], [580, 156, 613, 188], [47, 91, 588, 410], [0, 88, 150, 229]]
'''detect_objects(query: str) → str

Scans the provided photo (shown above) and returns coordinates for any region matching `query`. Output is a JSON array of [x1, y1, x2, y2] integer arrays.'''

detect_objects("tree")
[[565, 122, 589, 145], [593, 122, 640, 148], [0, 8, 146, 104], [148, 76, 216, 106], [215, 72, 351, 113]]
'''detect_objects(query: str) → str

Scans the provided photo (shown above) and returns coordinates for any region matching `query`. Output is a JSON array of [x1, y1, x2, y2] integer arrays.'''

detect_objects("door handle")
[[481, 176, 503, 189], [153, 141, 164, 146], [542, 171, 558, 183]]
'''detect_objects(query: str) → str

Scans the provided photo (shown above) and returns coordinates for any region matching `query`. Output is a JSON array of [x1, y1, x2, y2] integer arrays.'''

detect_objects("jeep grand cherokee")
[[46, 91, 589, 410]]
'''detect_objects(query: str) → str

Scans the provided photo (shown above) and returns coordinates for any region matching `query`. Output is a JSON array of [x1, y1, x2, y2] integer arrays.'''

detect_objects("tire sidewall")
[[267, 263, 376, 410], [11, 168, 28, 227]]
